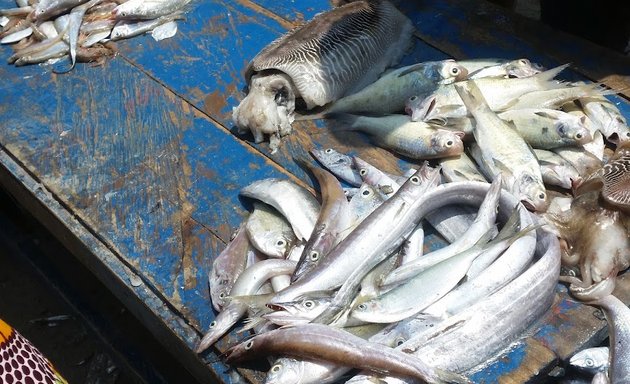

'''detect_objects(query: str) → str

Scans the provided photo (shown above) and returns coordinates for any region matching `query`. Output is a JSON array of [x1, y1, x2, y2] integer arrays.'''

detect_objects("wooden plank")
[[397, 0, 630, 99]]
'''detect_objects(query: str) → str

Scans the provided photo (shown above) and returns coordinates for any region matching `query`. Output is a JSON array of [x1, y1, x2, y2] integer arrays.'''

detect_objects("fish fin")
[[434, 369, 473, 384], [151, 20, 178, 41], [237, 316, 267, 332], [396, 62, 426, 77], [534, 63, 571, 83]]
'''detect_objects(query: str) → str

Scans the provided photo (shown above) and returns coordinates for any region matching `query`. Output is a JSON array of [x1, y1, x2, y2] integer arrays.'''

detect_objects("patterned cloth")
[[0, 318, 67, 384]]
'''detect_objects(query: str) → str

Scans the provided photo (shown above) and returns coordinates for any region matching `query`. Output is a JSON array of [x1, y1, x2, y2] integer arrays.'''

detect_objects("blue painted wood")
[[0, 0, 629, 383]]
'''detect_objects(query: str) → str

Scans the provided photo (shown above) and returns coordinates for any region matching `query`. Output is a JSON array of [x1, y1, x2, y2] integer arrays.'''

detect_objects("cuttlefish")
[[232, 0, 415, 152]]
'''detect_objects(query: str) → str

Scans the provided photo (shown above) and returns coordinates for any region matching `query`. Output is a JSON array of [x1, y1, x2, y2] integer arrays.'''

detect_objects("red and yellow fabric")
[[0, 318, 67, 384]]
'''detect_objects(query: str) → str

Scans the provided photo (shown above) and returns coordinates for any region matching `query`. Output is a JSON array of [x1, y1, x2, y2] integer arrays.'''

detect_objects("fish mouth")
[[411, 96, 436, 122], [520, 199, 537, 212]]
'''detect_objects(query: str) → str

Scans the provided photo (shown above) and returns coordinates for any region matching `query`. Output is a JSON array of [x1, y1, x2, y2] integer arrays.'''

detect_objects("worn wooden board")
[[0, 0, 629, 383]]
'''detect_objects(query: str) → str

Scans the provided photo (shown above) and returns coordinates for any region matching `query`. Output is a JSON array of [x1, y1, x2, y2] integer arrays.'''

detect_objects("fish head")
[[430, 129, 465, 158], [405, 94, 434, 121], [349, 299, 383, 322], [209, 270, 231, 311], [223, 333, 262, 363], [569, 351, 601, 371], [311, 148, 352, 170], [264, 297, 331, 325], [255, 231, 293, 258], [265, 358, 306, 384], [542, 166, 578, 190], [438, 60, 469, 84], [505, 58, 542, 78], [196, 303, 245, 354], [516, 173, 548, 212], [112, 2, 140, 19], [554, 117, 592, 145], [232, 73, 296, 148]]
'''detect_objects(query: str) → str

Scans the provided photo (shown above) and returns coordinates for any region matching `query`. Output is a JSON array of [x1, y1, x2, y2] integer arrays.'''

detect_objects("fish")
[[310, 147, 363, 187], [578, 95, 630, 144], [455, 80, 547, 211], [465, 58, 542, 79], [439, 153, 487, 183], [498, 108, 592, 149], [400, 227, 559, 373], [209, 223, 259, 311], [407, 64, 570, 122], [536, 150, 581, 189], [224, 323, 470, 383], [553, 147, 603, 177], [301, 59, 468, 118], [353, 156, 401, 197], [331, 113, 465, 159], [570, 347, 609, 373], [113, 0, 191, 20], [245, 202, 296, 258], [502, 83, 614, 111], [196, 259, 297, 354], [264, 357, 348, 384], [570, 278, 630, 383], [110, 13, 181, 41], [270, 166, 440, 305], [240, 178, 320, 242], [292, 163, 350, 282], [383, 177, 502, 286], [354, 207, 523, 324], [34, 0, 90, 22]]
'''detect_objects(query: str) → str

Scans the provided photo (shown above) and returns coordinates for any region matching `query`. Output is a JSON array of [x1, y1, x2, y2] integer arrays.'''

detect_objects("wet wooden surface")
[[0, 0, 628, 383]]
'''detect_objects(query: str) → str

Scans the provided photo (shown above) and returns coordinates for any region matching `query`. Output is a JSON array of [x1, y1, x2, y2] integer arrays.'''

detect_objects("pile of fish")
[[0, 0, 190, 69], [199, 151, 562, 383]]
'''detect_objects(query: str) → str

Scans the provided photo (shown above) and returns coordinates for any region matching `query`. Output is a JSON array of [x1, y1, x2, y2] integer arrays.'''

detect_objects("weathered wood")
[[0, 0, 629, 383]]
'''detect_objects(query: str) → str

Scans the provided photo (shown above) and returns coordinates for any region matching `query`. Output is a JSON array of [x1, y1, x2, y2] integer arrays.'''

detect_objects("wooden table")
[[0, 0, 628, 382]]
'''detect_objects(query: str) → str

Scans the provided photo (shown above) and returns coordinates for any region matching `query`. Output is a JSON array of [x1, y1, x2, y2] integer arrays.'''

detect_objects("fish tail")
[[326, 113, 362, 131], [534, 63, 571, 84]]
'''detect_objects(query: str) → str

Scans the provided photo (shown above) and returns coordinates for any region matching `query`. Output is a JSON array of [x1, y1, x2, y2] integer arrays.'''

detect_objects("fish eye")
[[450, 67, 460, 75], [309, 251, 319, 261], [357, 303, 367, 310], [304, 300, 314, 308], [519, 59, 530, 66], [361, 189, 371, 196], [585, 358, 594, 367], [271, 364, 282, 373], [210, 321, 217, 328], [626, 132, 630, 137], [277, 240, 285, 246], [410, 176, 420, 184], [245, 340, 254, 350], [575, 133, 583, 139], [446, 140, 453, 147], [359, 168, 368, 176], [409, 96, 417, 102], [120, 11, 126, 17], [539, 192, 546, 200], [325, 148, 333, 154], [218, 292, 226, 299], [395, 338, 405, 346]]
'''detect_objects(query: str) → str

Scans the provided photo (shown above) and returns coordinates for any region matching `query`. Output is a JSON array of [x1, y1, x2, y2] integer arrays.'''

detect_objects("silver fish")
[[265, 358, 347, 384], [332, 113, 465, 159], [310, 147, 362, 187], [270, 165, 440, 305], [570, 347, 609, 374], [113, 0, 191, 20], [224, 323, 469, 384], [196, 259, 296, 354], [465, 58, 542, 79], [245, 202, 296, 259], [240, 178, 319, 242], [292, 164, 350, 282], [455, 80, 547, 211], [309, 60, 468, 117], [534, 149, 580, 189]]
